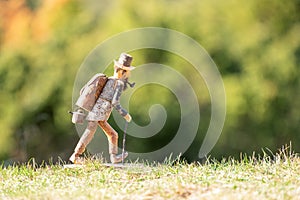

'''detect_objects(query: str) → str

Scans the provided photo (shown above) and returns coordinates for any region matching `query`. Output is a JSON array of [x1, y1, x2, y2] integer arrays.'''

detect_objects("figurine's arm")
[[111, 80, 131, 122]]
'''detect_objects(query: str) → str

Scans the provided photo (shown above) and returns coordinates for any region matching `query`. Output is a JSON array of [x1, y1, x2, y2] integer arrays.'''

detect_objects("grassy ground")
[[1, 150, 300, 200]]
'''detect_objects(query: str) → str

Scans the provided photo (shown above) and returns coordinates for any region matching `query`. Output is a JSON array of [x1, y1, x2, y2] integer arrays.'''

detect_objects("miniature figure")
[[69, 53, 135, 164]]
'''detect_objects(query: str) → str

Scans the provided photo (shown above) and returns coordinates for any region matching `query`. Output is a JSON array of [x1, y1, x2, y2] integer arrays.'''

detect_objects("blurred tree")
[[0, 0, 299, 162]]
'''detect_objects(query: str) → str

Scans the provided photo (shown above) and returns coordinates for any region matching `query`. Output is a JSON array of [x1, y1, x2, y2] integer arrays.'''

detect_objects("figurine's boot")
[[98, 121, 128, 163], [109, 143, 128, 163], [110, 152, 128, 164], [69, 121, 97, 164], [69, 152, 85, 164]]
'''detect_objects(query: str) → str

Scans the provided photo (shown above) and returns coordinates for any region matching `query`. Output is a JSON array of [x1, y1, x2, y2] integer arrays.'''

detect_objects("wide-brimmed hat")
[[114, 53, 135, 71]]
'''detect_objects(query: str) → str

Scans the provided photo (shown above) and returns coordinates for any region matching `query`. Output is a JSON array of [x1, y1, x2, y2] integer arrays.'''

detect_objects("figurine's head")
[[113, 53, 135, 79]]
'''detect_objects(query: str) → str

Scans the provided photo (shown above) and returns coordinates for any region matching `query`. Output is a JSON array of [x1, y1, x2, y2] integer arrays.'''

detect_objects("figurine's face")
[[114, 68, 131, 79], [123, 70, 131, 79]]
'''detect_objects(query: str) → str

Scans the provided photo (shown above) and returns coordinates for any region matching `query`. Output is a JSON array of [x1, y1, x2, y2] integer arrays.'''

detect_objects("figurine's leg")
[[98, 121, 118, 154], [98, 121, 128, 163], [69, 121, 98, 164]]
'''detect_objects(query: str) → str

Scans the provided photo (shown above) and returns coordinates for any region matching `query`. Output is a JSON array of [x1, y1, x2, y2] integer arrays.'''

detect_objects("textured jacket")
[[86, 77, 128, 121]]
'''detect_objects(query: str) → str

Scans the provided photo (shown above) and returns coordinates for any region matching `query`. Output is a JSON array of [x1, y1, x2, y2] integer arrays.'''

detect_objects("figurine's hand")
[[124, 114, 132, 122]]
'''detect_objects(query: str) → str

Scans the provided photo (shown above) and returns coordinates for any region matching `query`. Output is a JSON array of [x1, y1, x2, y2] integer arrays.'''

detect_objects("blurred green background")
[[0, 0, 299, 163]]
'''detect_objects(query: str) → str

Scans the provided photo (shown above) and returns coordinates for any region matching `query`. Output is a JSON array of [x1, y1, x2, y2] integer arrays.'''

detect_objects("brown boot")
[[108, 143, 128, 163], [110, 152, 128, 164], [69, 122, 97, 164], [69, 141, 86, 164], [69, 153, 85, 164]]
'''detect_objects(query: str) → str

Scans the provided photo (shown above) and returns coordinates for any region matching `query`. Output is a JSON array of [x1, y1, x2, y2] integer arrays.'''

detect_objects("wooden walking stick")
[[122, 121, 129, 164]]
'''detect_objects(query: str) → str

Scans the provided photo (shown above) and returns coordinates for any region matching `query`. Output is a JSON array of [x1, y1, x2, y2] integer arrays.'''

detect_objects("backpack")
[[75, 73, 108, 112]]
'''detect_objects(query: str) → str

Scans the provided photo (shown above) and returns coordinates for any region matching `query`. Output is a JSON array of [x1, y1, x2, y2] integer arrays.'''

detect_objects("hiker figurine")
[[69, 53, 135, 164]]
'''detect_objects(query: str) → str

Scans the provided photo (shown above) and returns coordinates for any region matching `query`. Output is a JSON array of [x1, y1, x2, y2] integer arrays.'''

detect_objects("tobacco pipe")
[[127, 81, 135, 88]]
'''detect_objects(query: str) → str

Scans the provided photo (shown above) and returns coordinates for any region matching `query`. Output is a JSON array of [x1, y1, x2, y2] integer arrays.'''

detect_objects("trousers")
[[73, 120, 119, 156]]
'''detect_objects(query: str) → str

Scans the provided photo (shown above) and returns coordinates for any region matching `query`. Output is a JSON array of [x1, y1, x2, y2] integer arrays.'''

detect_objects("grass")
[[1, 147, 300, 200]]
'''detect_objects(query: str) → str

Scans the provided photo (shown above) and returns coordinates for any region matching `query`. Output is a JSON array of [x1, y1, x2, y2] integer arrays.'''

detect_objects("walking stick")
[[122, 121, 129, 164]]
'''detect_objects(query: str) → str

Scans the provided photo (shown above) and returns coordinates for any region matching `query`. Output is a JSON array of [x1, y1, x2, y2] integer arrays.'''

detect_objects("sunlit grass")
[[1, 146, 299, 199]]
